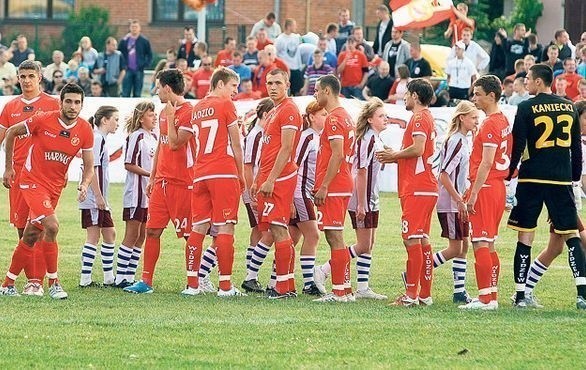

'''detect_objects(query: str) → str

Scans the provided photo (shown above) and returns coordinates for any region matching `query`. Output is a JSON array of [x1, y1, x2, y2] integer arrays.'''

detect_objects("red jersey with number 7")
[[315, 106, 355, 196], [191, 95, 239, 181], [469, 111, 512, 183]]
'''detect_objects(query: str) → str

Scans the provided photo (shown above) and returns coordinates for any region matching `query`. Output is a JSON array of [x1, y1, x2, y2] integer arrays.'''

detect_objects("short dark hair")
[[60, 83, 84, 102], [530, 64, 553, 87], [266, 12, 276, 20], [268, 68, 289, 81], [564, 57, 575, 65], [158, 69, 185, 95], [184, 26, 195, 32], [575, 100, 586, 116], [225, 37, 234, 45], [407, 78, 434, 106], [554, 29, 567, 39], [473, 75, 502, 101], [317, 74, 341, 96], [326, 23, 338, 34], [18, 60, 41, 73]]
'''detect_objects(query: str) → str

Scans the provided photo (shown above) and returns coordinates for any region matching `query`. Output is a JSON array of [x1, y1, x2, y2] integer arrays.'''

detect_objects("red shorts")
[[9, 169, 29, 228], [257, 174, 296, 230], [317, 196, 350, 231], [400, 195, 437, 240], [191, 177, 240, 226], [81, 209, 115, 229], [20, 184, 60, 226], [146, 180, 192, 238], [469, 181, 506, 243]]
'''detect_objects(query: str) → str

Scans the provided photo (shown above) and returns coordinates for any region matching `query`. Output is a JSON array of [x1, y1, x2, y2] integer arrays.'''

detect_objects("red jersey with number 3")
[[0, 93, 60, 168], [469, 112, 512, 183], [257, 98, 302, 183], [156, 101, 195, 186], [191, 95, 239, 181], [397, 109, 438, 198], [20, 111, 93, 195], [315, 106, 355, 195]]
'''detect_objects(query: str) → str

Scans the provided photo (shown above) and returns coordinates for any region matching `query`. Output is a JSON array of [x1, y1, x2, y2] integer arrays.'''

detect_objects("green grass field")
[[0, 184, 585, 368]]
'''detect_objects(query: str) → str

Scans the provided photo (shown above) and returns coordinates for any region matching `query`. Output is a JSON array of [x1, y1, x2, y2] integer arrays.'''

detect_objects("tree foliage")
[[60, 6, 117, 58], [491, 0, 544, 36]]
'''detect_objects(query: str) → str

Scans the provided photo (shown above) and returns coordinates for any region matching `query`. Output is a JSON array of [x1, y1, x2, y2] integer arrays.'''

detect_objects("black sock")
[[513, 242, 532, 301], [566, 237, 586, 297]]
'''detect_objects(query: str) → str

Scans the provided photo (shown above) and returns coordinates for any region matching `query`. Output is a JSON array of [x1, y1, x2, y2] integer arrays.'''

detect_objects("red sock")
[[43, 241, 59, 285], [288, 243, 296, 293], [216, 234, 235, 291], [406, 244, 423, 299], [274, 239, 291, 294], [24, 241, 46, 284], [490, 251, 500, 301], [3, 240, 33, 287], [419, 244, 434, 299], [331, 248, 350, 297], [141, 236, 161, 287], [344, 260, 352, 295], [474, 247, 493, 304], [186, 232, 205, 288]]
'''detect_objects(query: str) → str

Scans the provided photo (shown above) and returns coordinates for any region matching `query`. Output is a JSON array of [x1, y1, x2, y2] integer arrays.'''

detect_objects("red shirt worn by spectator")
[[191, 68, 213, 99], [234, 90, 262, 101], [553, 73, 582, 100], [447, 17, 475, 46], [214, 49, 234, 67], [257, 39, 273, 53], [273, 57, 290, 74], [338, 50, 368, 87], [253, 64, 276, 97]]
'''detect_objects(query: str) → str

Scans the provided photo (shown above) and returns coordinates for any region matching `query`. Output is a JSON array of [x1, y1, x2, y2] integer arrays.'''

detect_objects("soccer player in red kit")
[[376, 79, 438, 307], [312, 74, 356, 303], [124, 69, 195, 294], [251, 69, 302, 299], [460, 75, 512, 310], [0, 61, 59, 296], [1, 83, 94, 299], [167, 67, 246, 297]]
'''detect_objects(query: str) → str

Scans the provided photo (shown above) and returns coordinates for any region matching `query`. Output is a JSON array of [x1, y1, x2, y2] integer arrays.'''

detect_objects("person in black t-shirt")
[[405, 44, 432, 79], [362, 61, 394, 100], [504, 23, 529, 76]]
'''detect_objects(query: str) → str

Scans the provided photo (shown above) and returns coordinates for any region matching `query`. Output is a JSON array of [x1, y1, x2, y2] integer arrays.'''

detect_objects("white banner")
[[0, 96, 518, 192]]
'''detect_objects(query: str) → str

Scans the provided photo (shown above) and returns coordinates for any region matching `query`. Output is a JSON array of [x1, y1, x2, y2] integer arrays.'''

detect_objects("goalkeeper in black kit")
[[506, 64, 586, 309]]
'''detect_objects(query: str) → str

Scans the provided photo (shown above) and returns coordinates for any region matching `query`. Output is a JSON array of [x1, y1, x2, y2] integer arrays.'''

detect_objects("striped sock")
[[452, 258, 467, 293], [245, 242, 270, 281], [524, 258, 547, 295], [80, 243, 97, 286], [101, 243, 115, 285], [268, 259, 276, 289], [300, 255, 315, 288], [356, 254, 372, 291], [245, 245, 255, 270], [126, 247, 142, 282], [433, 251, 446, 268], [114, 244, 133, 285], [198, 246, 217, 279]]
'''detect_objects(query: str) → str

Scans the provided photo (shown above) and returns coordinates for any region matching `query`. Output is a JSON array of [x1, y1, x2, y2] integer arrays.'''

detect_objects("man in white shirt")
[[0, 48, 16, 88], [275, 18, 303, 95], [249, 12, 282, 41], [507, 76, 531, 105], [447, 28, 489, 72], [43, 50, 67, 81], [445, 41, 478, 100]]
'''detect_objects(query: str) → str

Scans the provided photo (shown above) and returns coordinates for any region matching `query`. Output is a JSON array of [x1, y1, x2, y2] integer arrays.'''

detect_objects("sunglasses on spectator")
[[202, 63, 212, 66], [55, 75, 63, 78]]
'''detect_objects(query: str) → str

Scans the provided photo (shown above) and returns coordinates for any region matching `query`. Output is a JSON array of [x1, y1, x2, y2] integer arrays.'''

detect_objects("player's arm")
[[439, 171, 467, 218], [146, 142, 161, 196], [571, 110, 583, 182], [88, 166, 106, 209], [165, 102, 191, 150], [508, 106, 528, 179], [314, 138, 344, 206], [0, 126, 6, 147], [2, 122, 27, 188], [228, 123, 245, 190], [466, 145, 497, 214], [78, 148, 95, 203], [355, 167, 367, 220], [392, 134, 426, 160], [453, 7, 474, 27], [259, 128, 297, 197], [125, 163, 150, 177]]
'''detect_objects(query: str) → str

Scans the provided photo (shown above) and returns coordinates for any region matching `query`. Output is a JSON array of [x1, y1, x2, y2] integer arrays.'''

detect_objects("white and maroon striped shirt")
[[294, 127, 319, 199], [123, 128, 158, 209], [79, 130, 109, 210], [242, 123, 264, 204], [437, 132, 470, 213], [349, 128, 383, 212]]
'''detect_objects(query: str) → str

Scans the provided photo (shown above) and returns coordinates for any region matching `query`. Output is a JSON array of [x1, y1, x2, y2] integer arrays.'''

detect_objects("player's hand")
[[146, 179, 154, 197], [250, 182, 258, 202], [2, 167, 15, 189], [457, 200, 468, 221], [96, 194, 106, 210], [313, 186, 327, 207], [238, 176, 246, 193], [375, 146, 396, 164], [259, 180, 274, 198], [163, 101, 177, 121], [290, 203, 296, 220], [77, 184, 88, 202], [356, 204, 366, 222], [465, 192, 478, 215]]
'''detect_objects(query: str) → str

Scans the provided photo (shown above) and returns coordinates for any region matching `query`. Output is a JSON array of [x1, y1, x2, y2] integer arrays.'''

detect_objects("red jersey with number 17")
[[0, 93, 60, 168], [315, 106, 355, 195], [191, 95, 239, 181], [397, 109, 438, 198], [156, 101, 195, 186], [20, 111, 93, 195], [469, 112, 512, 183], [257, 98, 302, 183]]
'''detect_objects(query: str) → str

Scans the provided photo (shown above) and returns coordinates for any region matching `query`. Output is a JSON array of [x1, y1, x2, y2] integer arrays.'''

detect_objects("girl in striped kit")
[[433, 100, 479, 303], [289, 100, 326, 295], [78, 105, 119, 287], [114, 101, 158, 288]]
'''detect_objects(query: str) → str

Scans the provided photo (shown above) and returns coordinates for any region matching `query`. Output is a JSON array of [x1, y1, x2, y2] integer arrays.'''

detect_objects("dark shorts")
[[438, 212, 469, 240], [290, 197, 316, 225], [244, 202, 258, 228], [508, 182, 578, 234], [81, 209, 115, 229], [348, 210, 379, 229], [123, 207, 148, 222], [549, 216, 584, 234]]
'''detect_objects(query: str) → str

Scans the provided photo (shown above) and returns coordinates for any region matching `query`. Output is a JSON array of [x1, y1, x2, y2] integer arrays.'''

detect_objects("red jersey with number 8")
[[315, 106, 355, 196], [469, 112, 512, 183], [191, 95, 239, 181]]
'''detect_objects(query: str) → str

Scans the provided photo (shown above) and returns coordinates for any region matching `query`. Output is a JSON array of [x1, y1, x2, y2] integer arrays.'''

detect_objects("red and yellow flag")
[[390, 0, 454, 30], [183, 0, 217, 11]]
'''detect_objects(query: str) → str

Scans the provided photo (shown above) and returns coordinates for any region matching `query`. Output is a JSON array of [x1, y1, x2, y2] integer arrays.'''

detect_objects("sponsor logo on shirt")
[[44, 151, 73, 165], [44, 131, 57, 138]]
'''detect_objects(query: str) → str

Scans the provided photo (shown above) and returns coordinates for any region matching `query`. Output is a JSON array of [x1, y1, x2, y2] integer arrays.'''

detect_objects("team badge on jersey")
[[223, 208, 232, 219], [43, 199, 52, 209], [71, 136, 80, 146]]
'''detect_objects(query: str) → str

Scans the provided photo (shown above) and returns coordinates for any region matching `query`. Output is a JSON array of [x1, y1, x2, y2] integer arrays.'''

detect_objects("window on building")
[[153, 0, 224, 23], [6, 0, 75, 20]]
